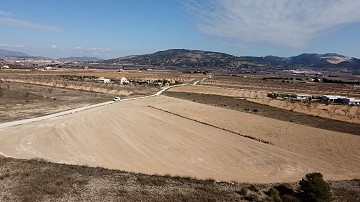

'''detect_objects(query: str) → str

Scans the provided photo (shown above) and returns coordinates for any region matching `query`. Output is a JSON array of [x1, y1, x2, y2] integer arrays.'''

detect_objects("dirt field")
[[1, 95, 360, 183], [163, 91, 360, 135], [168, 85, 360, 124], [202, 74, 360, 97], [0, 69, 206, 83], [145, 96, 360, 181], [0, 82, 115, 123]]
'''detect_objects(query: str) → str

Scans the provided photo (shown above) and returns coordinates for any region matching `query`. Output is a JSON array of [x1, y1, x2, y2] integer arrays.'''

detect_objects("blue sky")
[[0, 0, 360, 59]]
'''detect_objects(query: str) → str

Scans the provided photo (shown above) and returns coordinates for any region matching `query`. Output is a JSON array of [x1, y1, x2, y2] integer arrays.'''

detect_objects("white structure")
[[1, 65, 10, 69], [296, 94, 312, 101], [343, 98, 360, 105], [44, 66, 52, 70], [120, 77, 129, 85], [95, 77, 111, 83], [322, 95, 347, 103]]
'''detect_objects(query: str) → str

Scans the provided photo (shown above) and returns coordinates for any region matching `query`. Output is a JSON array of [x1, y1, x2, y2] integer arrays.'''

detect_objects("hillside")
[[104, 49, 265, 69], [0, 49, 30, 58], [103, 49, 360, 70], [0, 156, 358, 201]]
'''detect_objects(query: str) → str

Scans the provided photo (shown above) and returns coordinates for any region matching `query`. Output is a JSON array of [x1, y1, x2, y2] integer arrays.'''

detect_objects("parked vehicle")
[[113, 97, 121, 102]]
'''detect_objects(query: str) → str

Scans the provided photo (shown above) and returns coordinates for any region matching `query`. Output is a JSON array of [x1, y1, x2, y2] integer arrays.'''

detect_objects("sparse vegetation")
[[0, 157, 356, 202]]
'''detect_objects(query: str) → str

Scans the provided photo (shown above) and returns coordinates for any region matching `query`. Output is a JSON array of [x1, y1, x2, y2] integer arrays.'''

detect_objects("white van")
[[113, 97, 121, 102]]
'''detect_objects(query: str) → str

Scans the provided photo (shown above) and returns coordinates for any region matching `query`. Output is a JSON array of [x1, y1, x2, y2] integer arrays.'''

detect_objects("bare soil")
[[0, 82, 114, 123], [202, 74, 360, 97], [168, 85, 360, 124], [144, 96, 360, 181], [163, 91, 360, 135], [1, 96, 360, 183]]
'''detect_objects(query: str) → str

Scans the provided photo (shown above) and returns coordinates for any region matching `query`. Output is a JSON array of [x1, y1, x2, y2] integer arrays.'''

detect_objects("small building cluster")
[[268, 92, 360, 105], [322, 95, 360, 105], [95, 77, 111, 83]]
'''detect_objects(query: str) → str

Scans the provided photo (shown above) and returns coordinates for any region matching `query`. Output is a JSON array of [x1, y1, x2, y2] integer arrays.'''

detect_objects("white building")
[[1, 65, 10, 69], [95, 77, 111, 83], [120, 77, 129, 85], [296, 94, 312, 101], [322, 95, 347, 103], [342, 98, 360, 105]]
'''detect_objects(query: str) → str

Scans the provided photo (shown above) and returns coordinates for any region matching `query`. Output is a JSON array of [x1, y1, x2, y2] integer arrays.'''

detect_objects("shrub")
[[274, 183, 293, 196], [265, 187, 281, 202], [281, 194, 301, 202], [236, 187, 250, 197], [299, 172, 332, 202]]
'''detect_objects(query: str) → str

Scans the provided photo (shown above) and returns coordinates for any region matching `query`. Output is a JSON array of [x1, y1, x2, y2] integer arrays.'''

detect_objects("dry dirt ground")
[[163, 91, 360, 135], [144, 96, 360, 182], [0, 82, 114, 123], [1, 95, 360, 184], [168, 85, 360, 124], [202, 75, 360, 97]]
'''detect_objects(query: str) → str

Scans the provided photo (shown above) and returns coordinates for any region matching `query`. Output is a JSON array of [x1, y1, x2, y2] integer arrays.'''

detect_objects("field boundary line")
[[147, 105, 272, 145]]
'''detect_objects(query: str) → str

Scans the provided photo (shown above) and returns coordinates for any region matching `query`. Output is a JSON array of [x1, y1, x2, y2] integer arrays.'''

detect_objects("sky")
[[0, 0, 360, 59]]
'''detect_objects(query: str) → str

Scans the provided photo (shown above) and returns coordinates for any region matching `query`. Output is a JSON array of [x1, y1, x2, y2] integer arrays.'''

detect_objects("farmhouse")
[[95, 77, 111, 83], [322, 95, 347, 103]]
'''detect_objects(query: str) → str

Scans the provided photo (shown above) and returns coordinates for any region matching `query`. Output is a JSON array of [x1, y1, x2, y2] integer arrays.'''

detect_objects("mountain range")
[[0, 49, 30, 58], [1, 48, 359, 70], [104, 49, 360, 70], [0, 49, 101, 61]]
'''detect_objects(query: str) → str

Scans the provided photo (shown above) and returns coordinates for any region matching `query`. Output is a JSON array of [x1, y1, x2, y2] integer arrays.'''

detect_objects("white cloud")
[[0, 43, 24, 48], [0, 17, 63, 32], [182, 0, 360, 48], [51, 45, 57, 48], [74, 46, 112, 55]]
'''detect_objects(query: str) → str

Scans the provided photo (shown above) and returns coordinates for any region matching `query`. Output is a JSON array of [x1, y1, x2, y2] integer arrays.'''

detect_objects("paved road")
[[0, 84, 183, 129]]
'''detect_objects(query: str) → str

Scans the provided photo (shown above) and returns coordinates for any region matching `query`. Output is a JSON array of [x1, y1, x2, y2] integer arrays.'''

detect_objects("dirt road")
[[1, 95, 359, 183]]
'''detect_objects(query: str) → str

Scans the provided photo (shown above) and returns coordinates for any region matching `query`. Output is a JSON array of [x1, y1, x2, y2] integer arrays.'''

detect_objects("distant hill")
[[59, 56, 102, 62], [104, 49, 265, 69], [103, 49, 360, 70], [0, 49, 30, 58]]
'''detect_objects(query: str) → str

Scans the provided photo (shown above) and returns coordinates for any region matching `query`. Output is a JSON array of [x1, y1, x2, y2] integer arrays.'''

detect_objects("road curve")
[[0, 84, 183, 129]]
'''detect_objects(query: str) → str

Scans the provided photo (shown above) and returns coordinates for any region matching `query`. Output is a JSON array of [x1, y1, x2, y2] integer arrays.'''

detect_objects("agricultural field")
[[202, 74, 360, 97], [0, 81, 113, 123], [168, 84, 360, 124], [163, 91, 360, 135], [1, 69, 360, 200], [1, 95, 360, 183]]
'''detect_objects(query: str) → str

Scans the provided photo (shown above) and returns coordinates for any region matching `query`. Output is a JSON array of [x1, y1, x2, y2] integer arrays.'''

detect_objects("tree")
[[299, 172, 332, 202]]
